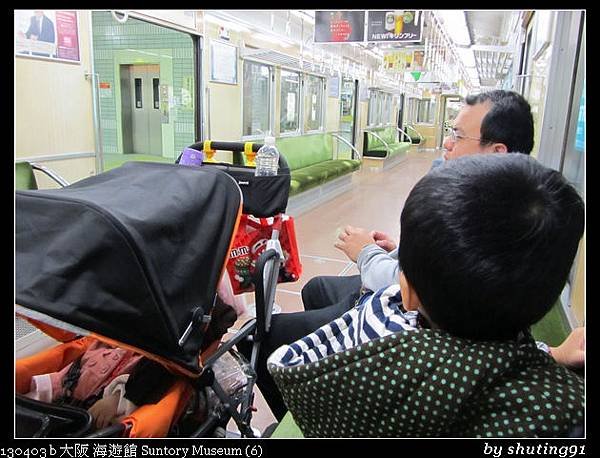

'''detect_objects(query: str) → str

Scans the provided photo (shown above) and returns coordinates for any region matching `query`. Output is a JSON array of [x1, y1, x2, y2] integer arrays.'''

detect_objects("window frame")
[[302, 72, 326, 134], [241, 58, 275, 141], [368, 89, 396, 128], [278, 68, 302, 137]]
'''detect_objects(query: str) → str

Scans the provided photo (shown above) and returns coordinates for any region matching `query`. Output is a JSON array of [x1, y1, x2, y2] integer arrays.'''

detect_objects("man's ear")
[[480, 142, 508, 154], [399, 272, 422, 312], [491, 143, 508, 153]]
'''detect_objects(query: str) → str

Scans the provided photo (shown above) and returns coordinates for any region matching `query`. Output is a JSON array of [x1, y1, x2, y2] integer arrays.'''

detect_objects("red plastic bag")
[[226, 214, 302, 295]]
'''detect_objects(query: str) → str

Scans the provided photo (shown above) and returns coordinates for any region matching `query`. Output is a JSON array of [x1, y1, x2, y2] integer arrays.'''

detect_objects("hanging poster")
[[15, 10, 80, 63], [412, 50, 425, 71], [367, 10, 423, 43], [210, 39, 238, 85], [314, 11, 366, 43]]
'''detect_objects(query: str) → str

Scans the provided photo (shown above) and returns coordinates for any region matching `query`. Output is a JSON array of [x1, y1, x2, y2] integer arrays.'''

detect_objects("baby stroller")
[[15, 141, 292, 438]]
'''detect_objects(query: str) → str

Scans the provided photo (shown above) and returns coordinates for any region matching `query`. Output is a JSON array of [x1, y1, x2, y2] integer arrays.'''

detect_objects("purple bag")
[[179, 147, 204, 167]]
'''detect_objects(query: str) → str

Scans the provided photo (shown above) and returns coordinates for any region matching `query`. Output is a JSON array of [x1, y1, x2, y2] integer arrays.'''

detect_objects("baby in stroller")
[[15, 160, 268, 438], [22, 295, 238, 430]]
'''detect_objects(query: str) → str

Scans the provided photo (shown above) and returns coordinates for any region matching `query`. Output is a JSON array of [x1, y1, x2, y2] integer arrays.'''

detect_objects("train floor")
[[227, 147, 442, 435]]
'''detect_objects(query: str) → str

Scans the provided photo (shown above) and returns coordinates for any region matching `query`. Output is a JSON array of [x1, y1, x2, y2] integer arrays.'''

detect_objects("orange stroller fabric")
[[16, 336, 95, 394], [16, 336, 193, 438], [122, 378, 193, 438]]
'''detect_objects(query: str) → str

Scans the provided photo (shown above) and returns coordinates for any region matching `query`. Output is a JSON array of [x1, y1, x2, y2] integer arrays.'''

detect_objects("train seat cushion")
[[270, 412, 304, 438], [363, 127, 412, 159], [276, 134, 360, 196], [276, 134, 333, 171], [289, 159, 360, 196], [268, 328, 584, 437], [16, 162, 38, 191]]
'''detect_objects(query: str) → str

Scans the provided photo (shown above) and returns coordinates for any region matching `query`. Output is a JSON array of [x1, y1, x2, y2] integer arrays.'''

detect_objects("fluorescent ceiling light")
[[253, 32, 293, 48], [434, 10, 471, 47], [204, 13, 250, 33]]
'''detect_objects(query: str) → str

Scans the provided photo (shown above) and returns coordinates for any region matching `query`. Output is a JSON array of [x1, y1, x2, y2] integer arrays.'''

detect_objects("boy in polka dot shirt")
[[269, 154, 584, 437]]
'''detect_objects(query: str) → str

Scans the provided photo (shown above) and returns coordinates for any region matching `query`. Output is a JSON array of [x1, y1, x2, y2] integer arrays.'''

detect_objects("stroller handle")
[[188, 140, 290, 171]]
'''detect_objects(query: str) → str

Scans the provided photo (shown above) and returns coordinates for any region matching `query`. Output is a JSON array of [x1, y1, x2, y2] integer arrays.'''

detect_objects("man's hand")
[[369, 230, 397, 252], [334, 225, 375, 262], [550, 327, 585, 369], [88, 392, 120, 430]]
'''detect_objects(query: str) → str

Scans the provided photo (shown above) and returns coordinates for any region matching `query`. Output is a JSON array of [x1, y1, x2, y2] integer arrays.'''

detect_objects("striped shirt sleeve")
[[269, 284, 419, 368]]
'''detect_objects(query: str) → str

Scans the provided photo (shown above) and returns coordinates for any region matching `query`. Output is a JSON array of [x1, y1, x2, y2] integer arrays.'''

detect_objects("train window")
[[134, 78, 143, 109], [243, 60, 273, 137], [367, 90, 380, 126], [417, 98, 436, 124], [367, 91, 375, 125], [303, 74, 325, 132], [280, 69, 300, 135], [382, 93, 392, 125], [91, 11, 196, 169], [367, 90, 394, 127], [561, 28, 585, 198]]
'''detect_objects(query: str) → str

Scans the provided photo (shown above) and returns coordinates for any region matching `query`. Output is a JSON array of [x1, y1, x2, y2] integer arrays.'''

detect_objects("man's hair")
[[399, 154, 584, 341], [465, 90, 534, 155]]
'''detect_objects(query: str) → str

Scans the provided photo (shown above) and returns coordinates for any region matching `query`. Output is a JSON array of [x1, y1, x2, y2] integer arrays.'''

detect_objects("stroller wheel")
[[212, 426, 227, 438]]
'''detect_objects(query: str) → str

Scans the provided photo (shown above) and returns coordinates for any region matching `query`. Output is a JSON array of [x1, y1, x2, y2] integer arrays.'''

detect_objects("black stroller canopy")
[[16, 162, 242, 375]]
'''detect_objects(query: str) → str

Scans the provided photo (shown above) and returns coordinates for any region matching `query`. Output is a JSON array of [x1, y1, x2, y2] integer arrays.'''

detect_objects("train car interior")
[[15, 9, 585, 439]]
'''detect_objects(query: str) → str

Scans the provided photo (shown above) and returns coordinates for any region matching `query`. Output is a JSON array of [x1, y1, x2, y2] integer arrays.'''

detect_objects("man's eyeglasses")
[[445, 127, 481, 143]]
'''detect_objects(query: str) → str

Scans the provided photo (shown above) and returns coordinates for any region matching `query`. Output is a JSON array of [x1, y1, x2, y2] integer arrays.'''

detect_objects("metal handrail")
[[30, 163, 70, 187], [403, 124, 424, 143], [328, 132, 362, 160], [394, 126, 412, 143], [363, 129, 391, 159]]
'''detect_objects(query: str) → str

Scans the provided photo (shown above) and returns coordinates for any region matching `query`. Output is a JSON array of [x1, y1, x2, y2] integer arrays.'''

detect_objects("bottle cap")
[[264, 136, 276, 146]]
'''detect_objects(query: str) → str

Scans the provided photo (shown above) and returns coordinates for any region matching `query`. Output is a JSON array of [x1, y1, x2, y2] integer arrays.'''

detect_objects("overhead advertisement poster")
[[367, 10, 423, 43], [15, 10, 80, 63], [383, 48, 425, 72], [314, 11, 365, 43]]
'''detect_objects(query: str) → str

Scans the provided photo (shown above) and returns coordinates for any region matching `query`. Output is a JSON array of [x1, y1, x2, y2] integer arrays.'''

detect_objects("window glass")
[[368, 91, 377, 126], [91, 11, 195, 170], [561, 28, 585, 199], [243, 61, 272, 137], [417, 98, 436, 124], [383, 93, 391, 125], [368, 90, 383, 126], [280, 69, 300, 134], [417, 99, 429, 123], [304, 74, 324, 132]]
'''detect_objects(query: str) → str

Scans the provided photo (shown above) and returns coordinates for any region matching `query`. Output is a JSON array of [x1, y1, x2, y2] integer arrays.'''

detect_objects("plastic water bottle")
[[254, 136, 279, 176], [179, 147, 204, 167]]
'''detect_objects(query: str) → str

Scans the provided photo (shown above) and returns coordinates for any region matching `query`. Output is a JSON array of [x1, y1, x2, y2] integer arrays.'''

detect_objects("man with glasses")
[[309, 89, 535, 313], [441, 90, 534, 160]]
